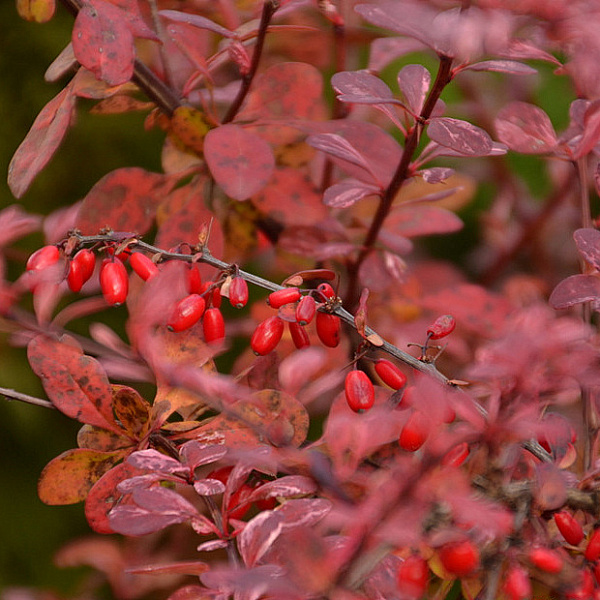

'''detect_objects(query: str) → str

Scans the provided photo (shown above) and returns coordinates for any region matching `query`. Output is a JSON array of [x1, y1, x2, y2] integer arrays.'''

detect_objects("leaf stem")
[[0, 386, 55, 410], [345, 55, 454, 308]]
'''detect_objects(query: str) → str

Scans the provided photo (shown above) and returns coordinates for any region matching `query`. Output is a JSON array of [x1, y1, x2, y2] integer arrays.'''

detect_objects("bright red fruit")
[[229, 276, 248, 308], [203, 307, 225, 343], [528, 547, 563, 573], [99, 259, 128, 306], [585, 528, 600, 561], [202, 281, 222, 308], [251, 316, 284, 355], [397, 554, 429, 599], [289, 321, 310, 349], [503, 565, 531, 600], [345, 370, 375, 412], [295, 295, 316, 325], [67, 249, 95, 292], [426, 314, 456, 340], [399, 411, 429, 451], [129, 252, 159, 281], [268, 287, 301, 308], [566, 569, 594, 600], [167, 294, 206, 332], [317, 282, 336, 300], [316, 312, 340, 347], [374, 359, 407, 390], [187, 264, 202, 294], [441, 442, 470, 467], [554, 511, 584, 546], [439, 540, 479, 577], [26, 245, 59, 271]]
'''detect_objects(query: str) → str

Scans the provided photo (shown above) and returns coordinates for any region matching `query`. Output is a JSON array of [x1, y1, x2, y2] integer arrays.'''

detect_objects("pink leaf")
[[278, 348, 328, 395], [397, 64, 430, 116], [549, 274, 600, 309], [573, 100, 600, 159], [197, 539, 229, 552], [331, 70, 396, 105], [574, 227, 600, 270], [386, 205, 463, 238], [419, 167, 454, 184], [204, 125, 274, 201], [0, 205, 41, 247], [108, 504, 190, 536], [159, 9, 235, 38], [132, 486, 199, 517], [180, 441, 228, 470], [428, 117, 493, 156], [323, 180, 380, 208], [193, 478, 226, 496], [460, 60, 537, 75], [8, 85, 76, 198], [368, 37, 426, 72], [275, 498, 332, 530], [535, 463, 567, 511], [239, 511, 284, 567], [126, 449, 186, 475], [247, 476, 317, 503], [495, 101, 557, 154], [502, 39, 562, 66]]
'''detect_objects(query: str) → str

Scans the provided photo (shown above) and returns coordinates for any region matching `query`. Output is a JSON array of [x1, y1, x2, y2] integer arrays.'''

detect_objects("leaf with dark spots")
[[77, 424, 133, 452], [111, 385, 150, 438], [28, 334, 122, 434], [38, 449, 125, 505], [76, 168, 181, 235]]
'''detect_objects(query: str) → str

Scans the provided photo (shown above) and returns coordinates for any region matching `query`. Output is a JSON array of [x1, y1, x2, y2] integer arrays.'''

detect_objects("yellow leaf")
[[17, 0, 55, 22], [170, 106, 212, 155]]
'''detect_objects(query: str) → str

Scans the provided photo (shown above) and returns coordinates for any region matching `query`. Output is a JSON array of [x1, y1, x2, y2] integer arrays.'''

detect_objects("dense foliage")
[[5, 0, 600, 599]]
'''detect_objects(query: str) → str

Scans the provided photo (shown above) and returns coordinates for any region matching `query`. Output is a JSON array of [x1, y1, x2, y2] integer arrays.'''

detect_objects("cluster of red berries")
[[249, 282, 341, 355]]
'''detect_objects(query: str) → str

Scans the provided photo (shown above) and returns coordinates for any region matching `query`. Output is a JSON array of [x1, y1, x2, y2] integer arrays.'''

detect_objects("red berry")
[[203, 307, 225, 343], [585, 528, 600, 561], [441, 442, 470, 467], [99, 259, 128, 306], [202, 281, 222, 308], [26, 245, 59, 271], [251, 316, 284, 355], [67, 249, 96, 292], [129, 252, 159, 281], [397, 554, 429, 599], [316, 312, 340, 347], [426, 314, 456, 340], [374, 359, 407, 390], [295, 295, 316, 325], [268, 287, 301, 308], [345, 370, 375, 412], [207, 467, 253, 520], [168, 294, 206, 332], [503, 565, 531, 600], [289, 321, 310, 349], [187, 264, 202, 294], [566, 569, 594, 600], [529, 547, 563, 573], [229, 276, 248, 309], [554, 511, 584, 546], [399, 411, 429, 452], [317, 282, 335, 300], [439, 540, 479, 577]]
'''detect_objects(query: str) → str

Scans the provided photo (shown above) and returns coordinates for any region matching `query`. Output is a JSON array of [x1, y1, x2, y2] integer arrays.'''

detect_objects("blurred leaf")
[[549, 274, 600, 309], [495, 101, 557, 154], [16, 0, 55, 23]]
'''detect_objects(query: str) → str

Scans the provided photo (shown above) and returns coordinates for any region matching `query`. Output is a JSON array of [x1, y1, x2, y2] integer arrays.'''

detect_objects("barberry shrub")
[[5, 0, 600, 599]]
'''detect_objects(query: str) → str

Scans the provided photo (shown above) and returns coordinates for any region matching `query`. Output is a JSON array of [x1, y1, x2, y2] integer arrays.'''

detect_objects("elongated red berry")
[[399, 411, 429, 451], [188, 264, 202, 294], [554, 511, 584, 546], [289, 321, 310, 349], [439, 540, 479, 577], [585, 528, 600, 561], [168, 294, 206, 332], [203, 307, 225, 343], [251, 316, 284, 355], [268, 287, 301, 308], [503, 565, 531, 600], [427, 314, 456, 340], [345, 370, 375, 412], [229, 276, 249, 309], [374, 359, 407, 390], [397, 554, 429, 599], [317, 282, 336, 300], [67, 249, 96, 292], [202, 281, 222, 308], [529, 547, 563, 573], [441, 442, 470, 467], [129, 252, 159, 281], [27, 245, 59, 271], [316, 312, 340, 347], [100, 259, 128, 306], [296, 295, 316, 325]]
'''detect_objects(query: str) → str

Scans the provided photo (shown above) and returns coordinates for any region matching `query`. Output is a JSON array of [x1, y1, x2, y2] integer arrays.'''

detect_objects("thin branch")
[[0, 387, 55, 410]]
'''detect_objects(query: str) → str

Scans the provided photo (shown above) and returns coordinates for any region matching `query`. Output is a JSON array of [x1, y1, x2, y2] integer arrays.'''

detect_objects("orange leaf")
[[170, 106, 211, 155], [112, 385, 151, 438], [16, 0, 55, 22]]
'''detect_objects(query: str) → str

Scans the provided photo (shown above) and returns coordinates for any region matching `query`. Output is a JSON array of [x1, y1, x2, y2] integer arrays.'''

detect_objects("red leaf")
[[126, 449, 186, 475], [460, 60, 537, 75], [76, 168, 180, 235], [354, 288, 370, 339], [204, 125, 275, 201], [27, 334, 121, 433], [397, 64, 430, 116], [275, 498, 332, 530], [8, 84, 76, 198], [126, 561, 209, 576], [332, 70, 397, 105], [495, 101, 557, 154], [574, 100, 600, 159], [428, 117, 493, 156], [158, 9, 234, 38], [323, 180, 380, 208], [179, 440, 227, 470], [574, 227, 600, 270], [549, 274, 600, 309], [247, 476, 317, 503], [385, 205, 463, 238], [238, 510, 284, 567]]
